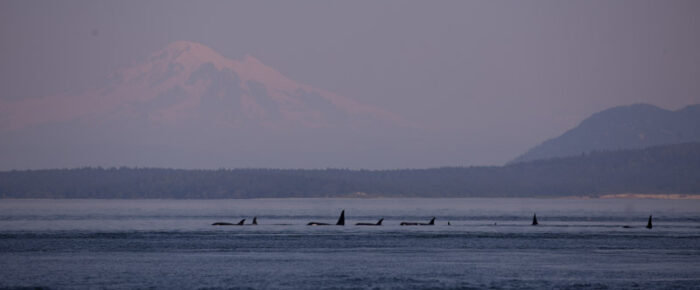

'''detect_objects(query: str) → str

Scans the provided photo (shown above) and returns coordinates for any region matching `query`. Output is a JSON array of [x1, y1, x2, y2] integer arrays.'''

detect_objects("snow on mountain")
[[1, 41, 407, 133], [0, 41, 419, 169]]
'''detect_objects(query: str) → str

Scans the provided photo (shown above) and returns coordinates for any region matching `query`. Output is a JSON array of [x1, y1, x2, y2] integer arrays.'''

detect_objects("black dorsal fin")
[[376, 218, 384, 225], [252, 217, 258, 225], [646, 215, 652, 229], [532, 213, 539, 226], [428, 217, 435, 225], [237, 219, 245, 225], [336, 210, 345, 226]]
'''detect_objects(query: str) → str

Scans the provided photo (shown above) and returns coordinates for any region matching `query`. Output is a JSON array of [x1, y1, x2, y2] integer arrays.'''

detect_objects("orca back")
[[646, 215, 652, 229], [376, 218, 384, 225], [237, 219, 245, 225], [252, 217, 258, 225], [428, 217, 435, 225]]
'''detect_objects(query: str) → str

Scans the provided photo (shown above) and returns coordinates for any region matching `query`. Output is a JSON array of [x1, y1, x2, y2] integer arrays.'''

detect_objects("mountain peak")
[[164, 40, 202, 50], [144, 42, 286, 87], [162, 41, 219, 56], [150, 41, 229, 69], [1, 40, 408, 133]]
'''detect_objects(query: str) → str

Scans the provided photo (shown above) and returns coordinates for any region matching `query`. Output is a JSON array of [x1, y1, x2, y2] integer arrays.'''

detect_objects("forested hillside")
[[512, 104, 700, 163], [1, 143, 699, 198]]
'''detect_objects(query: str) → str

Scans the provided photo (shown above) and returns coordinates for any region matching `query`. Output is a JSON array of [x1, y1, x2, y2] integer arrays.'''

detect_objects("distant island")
[[1, 142, 698, 199], [512, 103, 700, 163]]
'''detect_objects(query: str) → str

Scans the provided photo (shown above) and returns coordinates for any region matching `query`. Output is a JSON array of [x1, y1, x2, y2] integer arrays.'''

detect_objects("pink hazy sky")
[[1, 0, 699, 167]]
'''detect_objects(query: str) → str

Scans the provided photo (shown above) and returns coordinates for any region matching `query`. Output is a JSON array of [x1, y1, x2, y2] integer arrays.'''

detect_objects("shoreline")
[[596, 193, 700, 200]]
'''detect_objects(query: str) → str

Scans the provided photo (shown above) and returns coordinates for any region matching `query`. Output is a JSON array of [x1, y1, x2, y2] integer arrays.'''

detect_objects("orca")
[[307, 210, 345, 226], [212, 219, 245, 226], [400, 217, 435, 226], [356, 218, 383, 226], [531, 213, 539, 226], [646, 215, 653, 229]]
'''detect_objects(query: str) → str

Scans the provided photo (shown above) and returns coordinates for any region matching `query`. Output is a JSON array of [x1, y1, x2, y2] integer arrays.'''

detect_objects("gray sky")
[[1, 0, 699, 166]]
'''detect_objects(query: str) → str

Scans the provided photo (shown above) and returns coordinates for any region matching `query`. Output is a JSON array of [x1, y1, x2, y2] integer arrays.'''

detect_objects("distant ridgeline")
[[1, 142, 699, 198], [511, 104, 700, 164]]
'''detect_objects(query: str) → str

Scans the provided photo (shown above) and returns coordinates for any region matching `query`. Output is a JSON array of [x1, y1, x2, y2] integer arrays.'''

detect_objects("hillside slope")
[[511, 104, 700, 163]]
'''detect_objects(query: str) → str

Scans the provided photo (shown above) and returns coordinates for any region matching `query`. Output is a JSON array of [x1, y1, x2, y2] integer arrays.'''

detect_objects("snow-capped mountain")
[[1, 41, 407, 133], [0, 41, 416, 169]]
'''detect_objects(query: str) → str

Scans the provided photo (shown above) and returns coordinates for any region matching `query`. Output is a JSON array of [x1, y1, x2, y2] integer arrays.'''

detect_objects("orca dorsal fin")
[[336, 210, 345, 226], [377, 218, 384, 225], [428, 217, 435, 225], [252, 217, 258, 225], [237, 219, 245, 225], [532, 213, 539, 225], [646, 215, 652, 229]]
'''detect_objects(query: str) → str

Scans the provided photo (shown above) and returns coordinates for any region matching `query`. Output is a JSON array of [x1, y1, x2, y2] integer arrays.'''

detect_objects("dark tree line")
[[1, 143, 699, 198]]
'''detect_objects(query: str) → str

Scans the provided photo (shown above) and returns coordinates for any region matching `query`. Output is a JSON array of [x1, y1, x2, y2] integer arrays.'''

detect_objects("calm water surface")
[[1, 198, 699, 289]]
